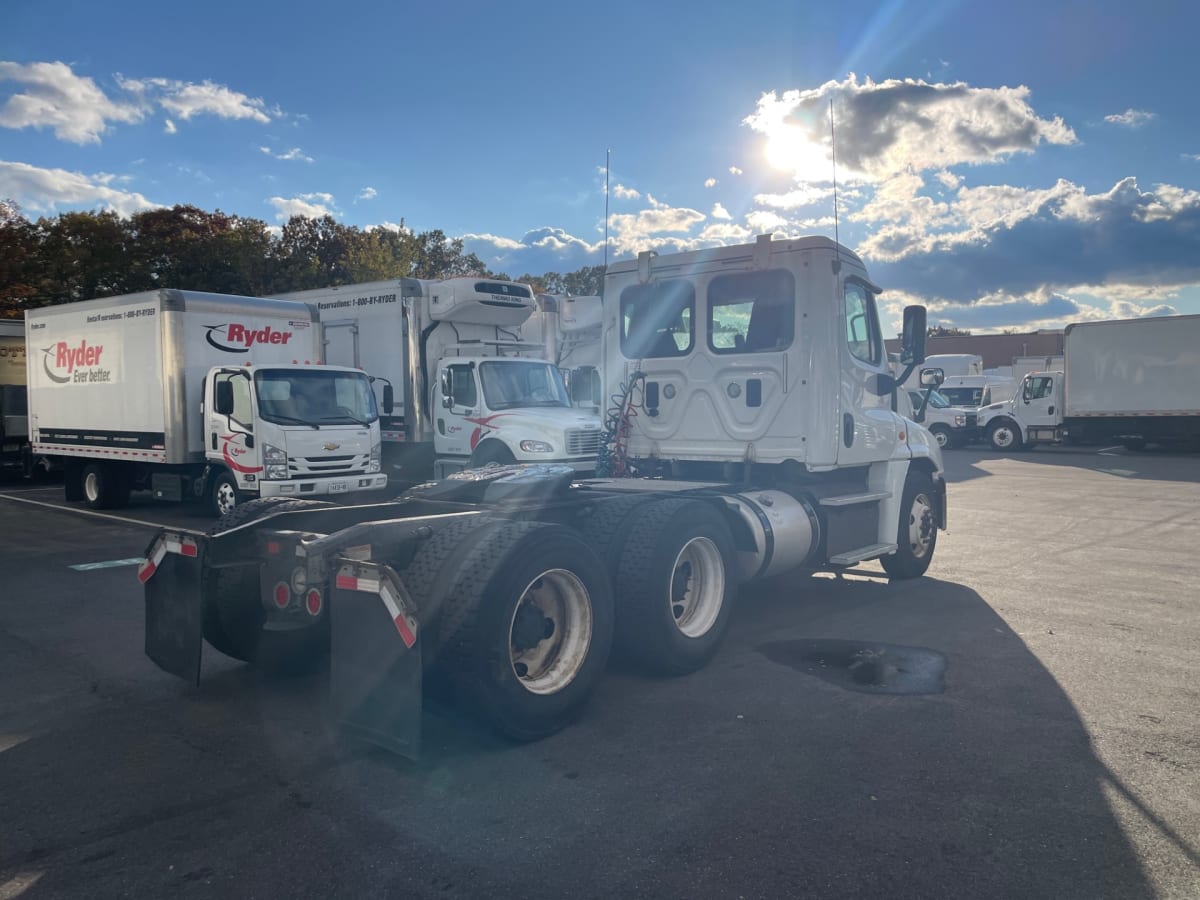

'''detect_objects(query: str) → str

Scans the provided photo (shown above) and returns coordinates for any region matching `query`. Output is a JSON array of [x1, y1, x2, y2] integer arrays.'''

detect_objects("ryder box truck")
[[26, 290, 387, 515]]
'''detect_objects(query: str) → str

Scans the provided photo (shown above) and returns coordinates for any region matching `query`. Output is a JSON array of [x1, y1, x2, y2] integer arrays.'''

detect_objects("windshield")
[[939, 386, 986, 408], [254, 368, 378, 426], [911, 390, 953, 409], [479, 360, 570, 410]]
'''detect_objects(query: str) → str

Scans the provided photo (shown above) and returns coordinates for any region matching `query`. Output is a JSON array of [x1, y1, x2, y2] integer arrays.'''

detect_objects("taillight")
[[305, 589, 323, 616], [273, 582, 290, 609]]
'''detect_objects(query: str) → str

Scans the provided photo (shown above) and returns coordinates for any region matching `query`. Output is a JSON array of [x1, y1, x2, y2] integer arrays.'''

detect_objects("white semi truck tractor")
[[141, 235, 946, 757], [26, 290, 387, 515]]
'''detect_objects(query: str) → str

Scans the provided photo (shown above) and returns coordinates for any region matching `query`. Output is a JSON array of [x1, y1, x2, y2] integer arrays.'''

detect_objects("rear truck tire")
[[82, 462, 130, 510], [987, 419, 1023, 452], [434, 522, 614, 741], [880, 470, 938, 580], [202, 498, 335, 667], [929, 424, 952, 450], [469, 440, 516, 468], [576, 494, 656, 571], [612, 498, 737, 676], [208, 469, 240, 518]]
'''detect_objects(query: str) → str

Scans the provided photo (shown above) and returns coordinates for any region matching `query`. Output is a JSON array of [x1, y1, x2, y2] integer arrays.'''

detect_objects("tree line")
[[0, 200, 605, 319]]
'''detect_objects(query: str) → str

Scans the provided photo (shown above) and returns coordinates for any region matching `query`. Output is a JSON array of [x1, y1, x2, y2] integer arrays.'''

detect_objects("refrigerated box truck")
[[26, 290, 387, 515], [976, 315, 1200, 450]]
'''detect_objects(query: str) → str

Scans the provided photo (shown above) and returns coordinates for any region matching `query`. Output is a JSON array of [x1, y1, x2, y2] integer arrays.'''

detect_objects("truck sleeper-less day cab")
[[272, 278, 602, 480], [140, 235, 946, 757], [975, 315, 1200, 451], [26, 290, 386, 516]]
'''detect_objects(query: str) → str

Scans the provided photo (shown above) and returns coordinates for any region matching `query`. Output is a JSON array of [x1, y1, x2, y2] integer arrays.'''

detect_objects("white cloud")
[[462, 227, 604, 274], [745, 75, 1076, 181], [259, 145, 313, 162], [163, 118, 176, 134], [729, 166, 743, 175], [118, 75, 277, 123], [607, 202, 706, 254], [267, 192, 338, 220], [613, 183, 641, 200], [370, 220, 408, 233], [1104, 108, 1156, 128], [704, 177, 717, 188], [753, 185, 833, 210], [357, 186, 378, 201], [0, 159, 160, 217], [711, 202, 731, 220], [1183, 153, 1200, 162], [0, 60, 145, 144], [745, 210, 789, 233]]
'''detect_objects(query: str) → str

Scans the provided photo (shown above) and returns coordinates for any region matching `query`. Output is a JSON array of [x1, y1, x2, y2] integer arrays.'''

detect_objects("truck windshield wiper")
[[265, 413, 319, 428], [321, 414, 370, 427]]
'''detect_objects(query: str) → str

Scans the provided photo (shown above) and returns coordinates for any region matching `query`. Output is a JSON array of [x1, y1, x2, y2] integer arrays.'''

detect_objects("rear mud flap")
[[143, 537, 206, 684], [330, 560, 423, 760]]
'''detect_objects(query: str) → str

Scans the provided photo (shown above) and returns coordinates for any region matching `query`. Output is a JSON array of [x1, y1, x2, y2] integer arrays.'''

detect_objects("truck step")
[[829, 543, 898, 565], [819, 491, 891, 507]]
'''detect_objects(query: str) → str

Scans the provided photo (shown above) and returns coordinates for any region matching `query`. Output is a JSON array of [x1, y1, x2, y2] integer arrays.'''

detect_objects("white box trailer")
[[976, 315, 1200, 450], [0, 319, 28, 471], [26, 290, 386, 514]]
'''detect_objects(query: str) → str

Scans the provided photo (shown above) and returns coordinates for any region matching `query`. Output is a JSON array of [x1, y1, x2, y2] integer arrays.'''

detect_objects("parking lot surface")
[[1, 447, 1197, 899]]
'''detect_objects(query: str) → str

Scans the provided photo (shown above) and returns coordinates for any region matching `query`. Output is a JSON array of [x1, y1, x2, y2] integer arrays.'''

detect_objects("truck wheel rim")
[[933, 429, 949, 448], [993, 426, 1014, 448], [215, 481, 237, 515], [907, 492, 935, 559], [670, 537, 726, 638], [508, 568, 593, 696], [84, 471, 100, 502]]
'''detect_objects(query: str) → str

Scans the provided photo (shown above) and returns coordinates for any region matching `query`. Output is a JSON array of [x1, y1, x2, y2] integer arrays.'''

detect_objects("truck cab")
[[975, 370, 1063, 450], [902, 388, 977, 449]]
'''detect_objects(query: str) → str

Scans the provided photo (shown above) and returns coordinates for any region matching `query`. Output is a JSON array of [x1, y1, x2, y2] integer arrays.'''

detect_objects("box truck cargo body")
[[0, 319, 29, 471], [26, 290, 386, 514]]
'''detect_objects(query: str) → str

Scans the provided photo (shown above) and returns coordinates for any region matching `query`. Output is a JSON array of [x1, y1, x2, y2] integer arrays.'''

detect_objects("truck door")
[[208, 368, 262, 483], [1019, 374, 1060, 430], [323, 320, 359, 367], [434, 361, 478, 457], [836, 280, 900, 467]]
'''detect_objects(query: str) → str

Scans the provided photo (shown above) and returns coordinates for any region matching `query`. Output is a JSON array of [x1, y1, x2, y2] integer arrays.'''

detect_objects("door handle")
[[843, 414, 855, 447], [211, 432, 217, 450], [1048, 405, 1055, 415]]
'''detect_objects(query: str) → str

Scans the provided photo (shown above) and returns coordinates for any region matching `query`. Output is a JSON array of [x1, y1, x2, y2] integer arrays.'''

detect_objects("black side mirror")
[[382, 383, 394, 415], [900, 306, 928, 366], [215, 381, 234, 416]]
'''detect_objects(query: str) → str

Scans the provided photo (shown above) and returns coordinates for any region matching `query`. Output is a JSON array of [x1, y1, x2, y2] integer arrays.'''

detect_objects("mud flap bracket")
[[142, 531, 206, 684]]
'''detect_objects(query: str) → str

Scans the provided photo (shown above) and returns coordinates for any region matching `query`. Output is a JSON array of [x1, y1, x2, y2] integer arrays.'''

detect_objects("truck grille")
[[965, 413, 978, 429], [288, 454, 368, 478], [566, 428, 602, 456]]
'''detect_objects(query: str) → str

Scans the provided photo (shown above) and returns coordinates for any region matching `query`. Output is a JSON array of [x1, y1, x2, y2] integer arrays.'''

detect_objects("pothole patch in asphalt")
[[758, 638, 946, 695]]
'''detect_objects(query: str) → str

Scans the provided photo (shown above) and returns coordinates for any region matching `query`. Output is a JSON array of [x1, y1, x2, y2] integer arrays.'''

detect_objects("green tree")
[[0, 200, 37, 318]]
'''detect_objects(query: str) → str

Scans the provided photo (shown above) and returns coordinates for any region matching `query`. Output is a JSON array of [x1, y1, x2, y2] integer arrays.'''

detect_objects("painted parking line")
[[0, 492, 173, 530], [69, 557, 146, 572]]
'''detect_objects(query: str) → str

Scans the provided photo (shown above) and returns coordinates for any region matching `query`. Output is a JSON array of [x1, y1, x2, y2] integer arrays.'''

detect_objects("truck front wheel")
[[987, 419, 1023, 451], [929, 424, 952, 450], [469, 440, 516, 468], [208, 470, 239, 518], [436, 522, 614, 741], [880, 471, 938, 580], [612, 499, 737, 675]]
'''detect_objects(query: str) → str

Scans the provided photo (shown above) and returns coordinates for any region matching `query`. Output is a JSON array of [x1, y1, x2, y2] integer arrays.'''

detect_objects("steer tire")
[[612, 499, 737, 676], [880, 470, 938, 580], [201, 498, 335, 667], [435, 521, 614, 742], [929, 424, 952, 450]]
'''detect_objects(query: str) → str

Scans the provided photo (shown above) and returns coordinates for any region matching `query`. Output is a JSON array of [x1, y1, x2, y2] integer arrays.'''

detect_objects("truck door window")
[[447, 364, 477, 408], [707, 269, 795, 354], [620, 280, 694, 358], [845, 282, 882, 365], [1028, 376, 1054, 400], [214, 371, 252, 426]]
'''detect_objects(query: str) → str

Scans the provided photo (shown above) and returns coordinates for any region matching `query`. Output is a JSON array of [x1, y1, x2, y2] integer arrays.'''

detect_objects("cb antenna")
[[604, 148, 611, 274], [830, 97, 842, 273]]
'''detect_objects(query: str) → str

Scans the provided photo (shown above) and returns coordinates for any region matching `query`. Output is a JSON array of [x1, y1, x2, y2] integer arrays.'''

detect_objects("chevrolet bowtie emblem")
[[323, 442, 341, 451]]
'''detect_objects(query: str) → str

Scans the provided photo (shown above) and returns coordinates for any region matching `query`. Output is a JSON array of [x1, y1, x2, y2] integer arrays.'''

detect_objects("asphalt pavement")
[[0, 446, 1197, 899]]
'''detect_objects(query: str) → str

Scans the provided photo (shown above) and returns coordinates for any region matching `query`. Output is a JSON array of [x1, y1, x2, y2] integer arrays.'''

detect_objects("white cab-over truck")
[[272, 278, 603, 480], [523, 293, 604, 408], [976, 314, 1200, 451], [27, 290, 386, 515], [140, 235, 946, 758]]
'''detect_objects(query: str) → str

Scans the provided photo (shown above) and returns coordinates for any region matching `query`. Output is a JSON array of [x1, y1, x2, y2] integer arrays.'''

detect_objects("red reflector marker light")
[[306, 589, 322, 616], [180, 538, 198, 557], [266, 541, 281, 555], [273, 582, 290, 609]]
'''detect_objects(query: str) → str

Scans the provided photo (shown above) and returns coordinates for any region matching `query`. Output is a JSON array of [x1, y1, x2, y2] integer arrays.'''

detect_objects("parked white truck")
[[975, 314, 1200, 451], [26, 290, 387, 515], [141, 234, 946, 757], [272, 278, 603, 480], [523, 293, 604, 408]]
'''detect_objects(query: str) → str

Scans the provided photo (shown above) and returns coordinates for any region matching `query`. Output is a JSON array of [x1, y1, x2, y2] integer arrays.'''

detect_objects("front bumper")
[[258, 474, 388, 498]]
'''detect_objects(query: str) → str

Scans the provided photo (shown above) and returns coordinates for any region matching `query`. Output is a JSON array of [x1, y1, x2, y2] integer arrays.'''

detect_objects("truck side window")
[[620, 280, 694, 358], [707, 269, 795, 354], [845, 282, 882, 365], [1029, 376, 1054, 400], [215, 371, 253, 425], [448, 364, 477, 408]]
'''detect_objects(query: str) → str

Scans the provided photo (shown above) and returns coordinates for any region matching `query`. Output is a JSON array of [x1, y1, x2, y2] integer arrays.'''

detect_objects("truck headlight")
[[520, 440, 554, 453], [264, 443, 288, 481], [954, 414, 966, 427], [368, 442, 381, 473]]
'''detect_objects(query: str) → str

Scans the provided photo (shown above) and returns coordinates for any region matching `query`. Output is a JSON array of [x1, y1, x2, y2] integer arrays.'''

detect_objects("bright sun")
[[764, 124, 831, 184]]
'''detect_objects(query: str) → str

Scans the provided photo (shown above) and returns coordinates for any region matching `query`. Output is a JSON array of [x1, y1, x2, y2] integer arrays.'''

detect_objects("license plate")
[[329, 481, 349, 494]]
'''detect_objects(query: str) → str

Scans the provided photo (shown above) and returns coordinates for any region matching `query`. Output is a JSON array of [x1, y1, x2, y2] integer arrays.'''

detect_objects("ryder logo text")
[[43, 340, 110, 384], [206, 323, 295, 353]]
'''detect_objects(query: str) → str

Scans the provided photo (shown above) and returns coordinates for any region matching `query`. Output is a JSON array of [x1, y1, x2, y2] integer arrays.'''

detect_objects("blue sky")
[[3, 0, 1199, 332]]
